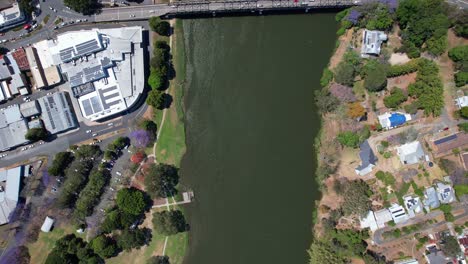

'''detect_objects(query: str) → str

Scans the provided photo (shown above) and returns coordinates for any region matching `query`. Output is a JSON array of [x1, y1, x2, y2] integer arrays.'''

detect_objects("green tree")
[[314, 89, 339, 113], [455, 72, 468, 87], [89, 235, 118, 259], [363, 60, 387, 92], [308, 240, 346, 264], [320, 68, 334, 87], [448, 45, 468, 63], [366, 5, 393, 31], [342, 180, 372, 216], [149, 17, 171, 36], [63, 0, 98, 15], [116, 188, 147, 216], [25, 127, 48, 141], [383, 88, 407, 108], [461, 107, 468, 119], [426, 36, 448, 56], [148, 69, 164, 90], [116, 228, 149, 251], [334, 62, 356, 86], [147, 256, 170, 264], [45, 234, 102, 264], [18, 0, 34, 17], [441, 235, 461, 257], [146, 89, 165, 109], [152, 210, 187, 235], [144, 164, 179, 198], [48, 151, 73, 176], [337, 131, 361, 148]]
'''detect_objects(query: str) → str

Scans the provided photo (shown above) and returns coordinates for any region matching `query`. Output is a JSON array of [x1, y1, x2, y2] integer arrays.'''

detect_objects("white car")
[[108, 123, 113, 126], [86, 130, 92, 133], [92, 133, 98, 137]]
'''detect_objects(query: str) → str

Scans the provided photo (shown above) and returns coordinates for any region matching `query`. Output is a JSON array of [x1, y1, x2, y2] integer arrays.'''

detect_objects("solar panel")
[[59, 47, 74, 62], [5, 13, 18, 20], [434, 134, 457, 145], [75, 39, 101, 57], [105, 100, 121, 109], [103, 92, 120, 101], [83, 65, 105, 83]]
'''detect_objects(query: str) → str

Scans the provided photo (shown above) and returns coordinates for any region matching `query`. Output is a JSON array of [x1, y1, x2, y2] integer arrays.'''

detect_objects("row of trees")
[[147, 40, 172, 109], [63, 0, 99, 15], [73, 169, 111, 220], [48, 151, 74, 176], [104, 136, 130, 161], [149, 17, 171, 37], [144, 163, 179, 198], [448, 45, 468, 87]]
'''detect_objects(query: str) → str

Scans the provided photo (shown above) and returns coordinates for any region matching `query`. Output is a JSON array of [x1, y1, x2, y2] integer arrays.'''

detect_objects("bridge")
[[94, 0, 362, 22]]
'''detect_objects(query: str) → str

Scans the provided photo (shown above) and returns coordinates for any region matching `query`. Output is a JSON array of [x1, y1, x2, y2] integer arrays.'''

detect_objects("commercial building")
[[0, 3, 25, 32], [25, 47, 48, 89], [0, 165, 26, 225], [355, 140, 377, 176], [0, 55, 26, 101], [34, 27, 145, 121], [19, 100, 41, 118], [0, 105, 29, 151], [397, 141, 425, 165], [378, 112, 411, 130], [37, 92, 77, 134], [361, 30, 387, 57]]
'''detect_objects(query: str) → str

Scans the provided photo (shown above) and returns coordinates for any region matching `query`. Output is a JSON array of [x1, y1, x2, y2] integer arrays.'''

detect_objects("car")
[[39, 142, 44, 145], [76, 19, 81, 23], [32, 24, 38, 29], [49, 6, 53, 10], [83, 19, 87, 22], [107, 122, 113, 126], [116, 171, 122, 176], [53, 26, 58, 30], [86, 130, 92, 133], [92, 133, 98, 137]]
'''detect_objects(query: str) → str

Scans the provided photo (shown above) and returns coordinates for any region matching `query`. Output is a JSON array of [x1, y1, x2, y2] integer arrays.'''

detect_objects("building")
[[458, 235, 468, 256], [19, 100, 41, 118], [41, 216, 55, 232], [25, 47, 47, 89], [378, 112, 411, 130], [361, 30, 387, 57], [34, 27, 145, 121], [0, 166, 26, 225], [27, 119, 42, 129], [431, 132, 468, 158], [0, 3, 25, 32], [435, 183, 456, 204], [455, 96, 468, 109], [0, 105, 29, 151], [37, 92, 77, 134], [404, 195, 423, 218], [397, 141, 425, 165], [11, 48, 29, 71], [424, 187, 440, 211], [374, 208, 393, 228], [360, 211, 378, 232], [388, 203, 409, 224], [355, 140, 377, 176], [395, 259, 418, 264]]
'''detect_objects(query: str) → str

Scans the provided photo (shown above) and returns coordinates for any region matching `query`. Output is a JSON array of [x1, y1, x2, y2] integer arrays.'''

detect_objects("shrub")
[[337, 131, 360, 148], [455, 72, 468, 87], [320, 68, 334, 87], [458, 123, 468, 132], [48, 152, 73, 176], [363, 60, 387, 92], [347, 102, 366, 118], [25, 127, 48, 141], [384, 88, 407, 108], [386, 59, 420, 77]]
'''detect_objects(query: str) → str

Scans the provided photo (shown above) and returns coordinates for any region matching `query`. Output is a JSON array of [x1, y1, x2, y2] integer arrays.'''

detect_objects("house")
[[360, 211, 378, 232], [388, 203, 409, 224], [361, 30, 388, 57], [431, 132, 468, 158], [395, 259, 418, 264], [374, 208, 393, 229], [424, 187, 440, 211], [355, 140, 377, 176], [378, 112, 412, 130], [458, 235, 468, 256], [41, 216, 55, 232], [0, 4, 25, 32], [435, 183, 456, 204], [455, 96, 468, 109], [404, 195, 423, 218], [397, 141, 425, 165]]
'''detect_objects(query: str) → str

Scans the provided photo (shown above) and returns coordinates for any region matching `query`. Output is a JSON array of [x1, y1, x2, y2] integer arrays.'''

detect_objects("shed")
[[41, 216, 54, 232]]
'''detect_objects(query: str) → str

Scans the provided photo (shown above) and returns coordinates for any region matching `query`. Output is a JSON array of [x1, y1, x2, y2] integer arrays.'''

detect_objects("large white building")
[[0, 165, 26, 225], [33, 27, 145, 121], [0, 4, 25, 32]]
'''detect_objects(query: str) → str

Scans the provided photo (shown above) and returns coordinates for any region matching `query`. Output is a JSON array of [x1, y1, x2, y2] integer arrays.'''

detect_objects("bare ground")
[[329, 29, 354, 69]]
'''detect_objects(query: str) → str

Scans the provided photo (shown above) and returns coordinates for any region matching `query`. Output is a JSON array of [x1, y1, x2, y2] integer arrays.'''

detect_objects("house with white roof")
[[423, 187, 440, 211], [374, 208, 393, 229], [0, 166, 25, 225], [397, 141, 425, 165], [361, 30, 387, 57], [388, 203, 409, 224], [378, 112, 412, 130], [455, 95, 468, 109], [360, 211, 378, 232], [435, 182, 456, 204], [404, 195, 423, 218]]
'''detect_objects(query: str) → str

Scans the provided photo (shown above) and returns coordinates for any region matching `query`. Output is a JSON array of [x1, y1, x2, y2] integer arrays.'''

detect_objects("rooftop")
[[0, 166, 24, 225], [397, 141, 425, 165], [37, 92, 77, 134], [432, 132, 468, 158], [19, 100, 41, 118], [378, 112, 411, 129], [388, 203, 409, 224], [11, 48, 29, 71], [435, 182, 455, 204], [424, 187, 440, 210], [404, 195, 422, 218], [0, 3, 24, 29], [355, 140, 377, 176], [361, 29, 387, 56], [455, 96, 468, 109]]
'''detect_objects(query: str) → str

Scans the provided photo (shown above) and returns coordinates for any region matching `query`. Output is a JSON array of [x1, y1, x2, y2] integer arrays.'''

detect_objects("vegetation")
[[375, 171, 395, 187], [147, 90, 166, 110], [18, 0, 34, 17], [441, 235, 462, 257], [25, 127, 48, 141], [48, 152, 73, 176], [116, 228, 150, 252], [45, 234, 101, 264], [116, 188, 147, 216], [386, 59, 420, 77], [320, 68, 334, 87], [89, 235, 118, 259], [342, 180, 372, 216], [308, 240, 346, 264], [314, 88, 339, 113], [144, 164, 179, 198], [384, 88, 407, 109], [147, 256, 170, 264], [56, 159, 94, 209], [460, 107, 468, 119], [408, 59, 444, 116], [101, 208, 139, 233], [63, 0, 99, 15], [152, 210, 188, 236], [396, 0, 449, 57], [439, 204, 455, 222], [458, 123, 468, 132], [337, 126, 370, 148], [149, 17, 171, 36], [334, 51, 362, 86], [73, 169, 111, 219], [455, 72, 468, 87], [347, 102, 366, 118], [363, 59, 387, 92]]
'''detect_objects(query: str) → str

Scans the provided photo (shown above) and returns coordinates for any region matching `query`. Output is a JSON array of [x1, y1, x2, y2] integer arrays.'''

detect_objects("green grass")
[[164, 232, 188, 264], [454, 184, 468, 197], [43, 15, 50, 24], [155, 19, 186, 167]]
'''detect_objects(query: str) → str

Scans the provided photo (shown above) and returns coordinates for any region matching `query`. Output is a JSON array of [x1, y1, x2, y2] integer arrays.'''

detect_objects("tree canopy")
[[152, 210, 187, 236], [25, 127, 48, 141], [441, 235, 462, 257], [45, 234, 102, 264], [341, 180, 372, 216], [384, 88, 407, 109], [347, 102, 366, 119], [89, 235, 118, 259], [116, 188, 147, 216], [149, 17, 171, 36], [63, 0, 99, 15], [147, 256, 170, 264], [116, 228, 150, 251], [144, 164, 179, 198], [308, 240, 346, 264], [48, 151, 73, 176], [363, 60, 387, 92]]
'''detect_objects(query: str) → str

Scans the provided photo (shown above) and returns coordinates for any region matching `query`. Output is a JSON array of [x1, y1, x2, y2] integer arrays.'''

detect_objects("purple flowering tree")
[[347, 9, 361, 25], [130, 130, 150, 148]]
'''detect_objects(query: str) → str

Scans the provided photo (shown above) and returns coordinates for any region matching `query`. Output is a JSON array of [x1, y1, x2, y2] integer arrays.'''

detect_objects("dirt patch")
[[448, 29, 468, 49], [387, 72, 417, 91], [329, 29, 354, 70], [387, 25, 402, 50], [389, 53, 410, 65], [143, 106, 154, 120]]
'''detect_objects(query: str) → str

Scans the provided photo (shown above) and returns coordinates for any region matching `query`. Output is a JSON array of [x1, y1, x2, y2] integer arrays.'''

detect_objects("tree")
[[460, 106, 468, 119], [63, 0, 99, 15], [18, 0, 34, 17], [144, 164, 179, 198], [116, 228, 150, 251], [320, 68, 334, 87], [48, 152, 73, 176], [366, 4, 393, 31], [342, 180, 372, 216], [329, 83, 356, 103], [334, 62, 356, 86], [89, 235, 118, 259], [147, 89, 165, 109], [131, 151, 146, 164], [152, 210, 187, 235], [140, 120, 157, 135], [116, 188, 147, 216], [347, 102, 365, 118], [337, 131, 361, 148], [448, 45, 468, 63], [314, 89, 340, 113], [45, 234, 102, 264], [308, 240, 346, 264], [149, 17, 171, 36], [363, 60, 387, 92], [426, 36, 447, 56], [441, 235, 461, 257], [147, 256, 170, 264], [383, 88, 407, 108], [25, 127, 48, 141], [148, 69, 164, 90], [455, 72, 468, 87]]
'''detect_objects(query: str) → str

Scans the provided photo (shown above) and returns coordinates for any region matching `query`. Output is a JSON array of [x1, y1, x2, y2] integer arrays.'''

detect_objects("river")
[[180, 13, 337, 264]]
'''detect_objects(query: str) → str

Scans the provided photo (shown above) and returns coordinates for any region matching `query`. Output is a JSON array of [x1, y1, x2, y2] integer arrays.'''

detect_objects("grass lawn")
[[106, 231, 166, 264], [28, 225, 84, 264], [165, 232, 188, 264], [155, 19, 186, 167]]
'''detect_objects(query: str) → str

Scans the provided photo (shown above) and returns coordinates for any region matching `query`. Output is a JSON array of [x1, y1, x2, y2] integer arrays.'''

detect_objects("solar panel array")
[[434, 134, 457, 145], [83, 65, 105, 84], [76, 39, 101, 58], [82, 99, 93, 116], [4, 13, 18, 20], [59, 47, 74, 62]]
